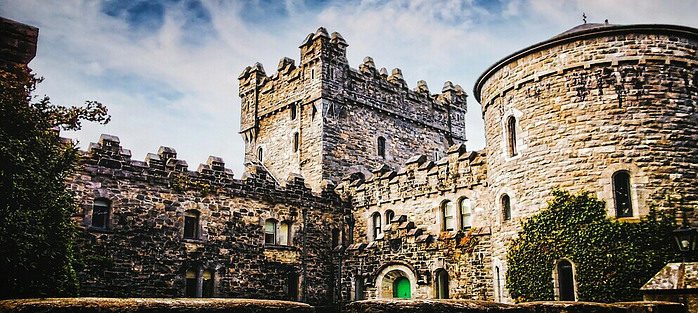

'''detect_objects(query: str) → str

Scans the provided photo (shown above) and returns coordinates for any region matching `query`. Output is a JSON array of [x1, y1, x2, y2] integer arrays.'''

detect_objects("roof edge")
[[473, 24, 698, 105]]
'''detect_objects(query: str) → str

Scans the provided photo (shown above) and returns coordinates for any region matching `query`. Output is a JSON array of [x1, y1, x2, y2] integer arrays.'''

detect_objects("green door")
[[393, 277, 411, 298]]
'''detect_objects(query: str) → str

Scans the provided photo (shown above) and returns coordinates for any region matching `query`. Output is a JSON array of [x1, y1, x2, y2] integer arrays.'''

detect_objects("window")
[[371, 212, 382, 240], [331, 228, 341, 248], [185, 268, 214, 297], [354, 275, 364, 300], [257, 147, 263, 162], [495, 266, 502, 302], [311, 68, 315, 79], [435, 269, 449, 299], [613, 171, 633, 217], [185, 270, 197, 297], [288, 272, 299, 301], [506, 116, 518, 157], [442, 201, 456, 231], [293, 132, 299, 153], [92, 198, 110, 229], [502, 195, 512, 221], [556, 260, 576, 301], [184, 210, 199, 239], [460, 198, 472, 230], [377, 136, 386, 158], [279, 221, 292, 246], [265, 219, 277, 245], [385, 210, 395, 225], [290, 104, 297, 120]]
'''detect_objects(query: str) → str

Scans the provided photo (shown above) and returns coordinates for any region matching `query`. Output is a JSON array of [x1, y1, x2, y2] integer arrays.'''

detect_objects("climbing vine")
[[170, 174, 215, 195], [506, 188, 679, 303]]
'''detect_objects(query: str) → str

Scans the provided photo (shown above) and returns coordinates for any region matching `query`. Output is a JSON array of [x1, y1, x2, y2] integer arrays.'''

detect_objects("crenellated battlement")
[[80, 134, 342, 206], [336, 144, 487, 208]]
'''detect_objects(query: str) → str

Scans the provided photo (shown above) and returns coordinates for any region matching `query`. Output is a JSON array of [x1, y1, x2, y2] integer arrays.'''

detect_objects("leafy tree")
[[506, 188, 678, 303], [0, 65, 109, 299]]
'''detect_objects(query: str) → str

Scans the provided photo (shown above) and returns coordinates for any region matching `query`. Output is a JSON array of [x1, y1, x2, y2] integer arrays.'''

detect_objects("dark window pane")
[[502, 195, 511, 221], [558, 260, 575, 301], [614, 171, 633, 217], [184, 211, 198, 239], [92, 199, 110, 229]]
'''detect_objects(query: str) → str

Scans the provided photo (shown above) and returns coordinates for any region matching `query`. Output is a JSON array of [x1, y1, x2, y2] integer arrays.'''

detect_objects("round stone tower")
[[474, 24, 698, 302]]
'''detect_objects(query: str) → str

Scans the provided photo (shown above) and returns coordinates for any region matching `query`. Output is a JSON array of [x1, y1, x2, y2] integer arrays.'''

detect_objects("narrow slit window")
[[377, 136, 386, 158], [613, 171, 633, 217], [506, 116, 518, 157], [502, 195, 512, 221], [92, 198, 110, 229], [372, 212, 382, 240], [293, 132, 299, 153]]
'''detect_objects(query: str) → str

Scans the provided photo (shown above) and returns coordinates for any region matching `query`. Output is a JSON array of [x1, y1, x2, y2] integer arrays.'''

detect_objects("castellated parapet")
[[239, 27, 467, 192], [335, 145, 493, 301], [70, 134, 347, 304]]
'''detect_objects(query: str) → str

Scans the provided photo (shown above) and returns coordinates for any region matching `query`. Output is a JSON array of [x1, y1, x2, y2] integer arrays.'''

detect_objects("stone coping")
[[344, 299, 685, 313], [0, 298, 314, 313]]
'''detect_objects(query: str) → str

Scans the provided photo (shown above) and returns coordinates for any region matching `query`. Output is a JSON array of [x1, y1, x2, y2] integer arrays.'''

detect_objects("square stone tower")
[[239, 27, 467, 192]]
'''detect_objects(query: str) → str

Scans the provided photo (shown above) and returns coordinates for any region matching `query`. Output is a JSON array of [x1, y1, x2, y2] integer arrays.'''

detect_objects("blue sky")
[[1, 0, 697, 177]]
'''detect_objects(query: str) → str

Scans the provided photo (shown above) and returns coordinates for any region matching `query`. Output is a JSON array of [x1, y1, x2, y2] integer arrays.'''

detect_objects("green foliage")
[[506, 188, 678, 303], [0, 65, 109, 299], [170, 173, 214, 195]]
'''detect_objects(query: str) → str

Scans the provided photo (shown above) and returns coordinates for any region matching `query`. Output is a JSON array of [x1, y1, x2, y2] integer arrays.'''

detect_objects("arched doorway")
[[556, 259, 576, 301], [393, 277, 411, 298], [375, 264, 416, 299]]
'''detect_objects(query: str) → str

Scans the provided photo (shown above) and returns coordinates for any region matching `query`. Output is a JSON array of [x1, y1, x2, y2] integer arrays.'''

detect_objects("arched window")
[[385, 210, 395, 225], [279, 221, 292, 246], [435, 269, 449, 299], [371, 212, 382, 240], [377, 136, 386, 158], [264, 219, 277, 245], [354, 275, 364, 300], [460, 198, 472, 230], [502, 194, 512, 221], [442, 201, 456, 231], [292, 132, 299, 153], [92, 198, 110, 229], [183, 210, 199, 239], [257, 147, 263, 162], [506, 116, 518, 157], [556, 259, 576, 301], [613, 171, 633, 217]]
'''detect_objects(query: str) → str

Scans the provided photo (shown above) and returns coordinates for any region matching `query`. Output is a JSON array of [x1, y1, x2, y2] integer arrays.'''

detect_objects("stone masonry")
[[42, 21, 698, 308], [239, 27, 467, 192]]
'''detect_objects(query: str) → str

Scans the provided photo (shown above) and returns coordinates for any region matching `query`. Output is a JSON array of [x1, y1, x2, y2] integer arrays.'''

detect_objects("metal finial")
[[582, 12, 587, 24]]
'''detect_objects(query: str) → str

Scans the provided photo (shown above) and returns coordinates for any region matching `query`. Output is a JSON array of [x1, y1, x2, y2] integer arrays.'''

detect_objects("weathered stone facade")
[[474, 23, 698, 302], [60, 23, 698, 308], [70, 135, 346, 304], [239, 28, 467, 192]]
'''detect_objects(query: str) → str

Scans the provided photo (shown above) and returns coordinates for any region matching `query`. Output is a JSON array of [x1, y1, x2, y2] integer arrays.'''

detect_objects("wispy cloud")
[[1, 0, 696, 176]]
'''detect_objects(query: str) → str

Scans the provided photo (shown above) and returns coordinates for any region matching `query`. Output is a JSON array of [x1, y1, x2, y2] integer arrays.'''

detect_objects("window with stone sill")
[[264, 219, 277, 245], [385, 210, 395, 225], [290, 103, 297, 120], [442, 201, 456, 231], [292, 132, 299, 153], [257, 147, 263, 162], [460, 197, 472, 230], [377, 136, 386, 159], [279, 221, 293, 246], [91, 198, 110, 229]]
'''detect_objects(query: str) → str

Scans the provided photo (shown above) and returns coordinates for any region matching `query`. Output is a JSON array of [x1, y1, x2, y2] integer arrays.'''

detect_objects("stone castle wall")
[[69, 135, 347, 305], [239, 28, 467, 192], [335, 145, 493, 301], [475, 24, 698, 302], [0, 17, 38, 68]]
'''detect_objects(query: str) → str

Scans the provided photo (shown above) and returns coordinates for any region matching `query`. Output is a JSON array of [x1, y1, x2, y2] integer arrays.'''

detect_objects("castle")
[[5, 16, 698, 305]]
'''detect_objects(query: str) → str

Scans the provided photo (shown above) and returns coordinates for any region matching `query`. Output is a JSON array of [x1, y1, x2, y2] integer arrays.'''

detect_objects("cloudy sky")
[[1, 0, 696, 177]]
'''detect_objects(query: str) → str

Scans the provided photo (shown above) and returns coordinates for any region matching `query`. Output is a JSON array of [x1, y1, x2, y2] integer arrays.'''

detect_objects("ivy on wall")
[[506, 188, 678, 303]]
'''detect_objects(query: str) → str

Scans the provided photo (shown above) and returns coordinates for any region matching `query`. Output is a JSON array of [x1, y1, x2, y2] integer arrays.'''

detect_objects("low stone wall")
[[0, 298, 314, 313], [344, 299, 686, 313]]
